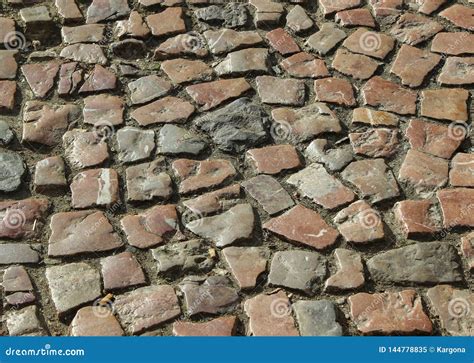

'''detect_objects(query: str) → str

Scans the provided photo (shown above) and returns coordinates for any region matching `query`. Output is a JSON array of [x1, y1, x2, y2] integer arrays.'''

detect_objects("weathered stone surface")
[[60, 43, 107, 64], [341, 159, 400, 203], [439, 4, 474, 30], [390, 13, 443, 45], [349, 290, 433, 334], [114, 11, 150, 39], [2, 265, 33, 293], [5, 292, 36, 307], [196, 3, 248, 28], [306, 23, 346, 55], [390, 44, 441, 87], [280, 52, 329, 79], [46, 262, 101, 316], [268, 250, 327, 294], [305, 139, 353, 172], [266, 28, 299, 55], [63, 129, 109, 169], [83, 94, 124, 126], [427, 285, 474, 336], [153, 240, 215, 276], [438, 57, 474, 85], [351, 107, 398, 127], [334, 200, 384, 244], [215, 48, 268, 76], [271, 103, 342, 143], [286, 5, 313, 33], [0, 81, 16, 110], [249, 0, 284, 27], [172, 159, 236, 195], [182, 184, 241, 216], [394, 200, 440, 238], [246, 144, 300, 175], [131, 96, 194, 125], [185, 204, 254, 248], [162, 59, 213, 84], [325, 248, 364, 291], [332, 48, 379, 80], [336, 8, 376, 27], [121, 205, 177, 249], [34, 156, 67, 192], [173, 316, 237, 336], [256, 76, 305, 106], [61, 25, 105, 44], [0, 51, 18, 80], [420, 88, 469, 122], [0, 152, 25, 192], [154, 32, 209, 59], [293, 300, 342, 336], [6, 306, 44, 336], [194, 98, 268, 153], [369, 0, 403, 16], [222, 247, 268, 289], [70, 169, 119, 208], [450, 153, 474, 187], [361, 76, 417, 115], [158, 125, 206, 156], [263, 204, 340, 250], [407, 0, 446, 14], [461, 233, 474, 272], [367, 242, 462, 284], [128, 75, 171, 105], [146, 7, 186, 38], [22, 62, 60, 98], [125, 160, 173, 202], [437, 188, 474, 228], [405, 119, 462, 159], [0, 120, 14, 146], [0, 198, 49, 240], [186, 78, 251, 110], [314, 77, 356, 106], [79, 65, 117, 93], [204, 29, 263, 55], [349, 128, 398, 157], [431, 32, 474, 55], [114, 285, 181, 334], [244, 291, 298, 336], [0, 244, 40, 265], [180, 276, 239, 316], [343, 28, 395, 59], [287, 164, 355, 209], [101, 252, 145, 290], [242, 175, 294, 215], [116, 127, 155, 163], [70, 307, 124, 336], [86, 0, 130, 24]]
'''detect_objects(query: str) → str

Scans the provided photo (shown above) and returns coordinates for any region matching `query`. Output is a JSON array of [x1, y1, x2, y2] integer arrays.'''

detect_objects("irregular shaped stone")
[[70, 169, 119, 208], [131, 96, 195, 125], [0, 81, 16, 110], [334, 200, 384, 243], [194, 97, 267, 153], [320, 0, 360, 14], [431, 32, 474, 55], [161, 59, 213, 84], [265, 28, 299, 55], [398, 149, 449, 191], [351, 107, 399, 127], [34, 156, 67, 192], [287, 164, 355, 209], [173, 316, 237, 336], [2, 266, 33, 293], [305, 139, 353, 172], [336, 8, 376, 27], [63, 129, 109, 169], [0, 152, 25, 192], [325, 248, 364, 291], [341, 159, 400, 203], [114, 11, 150, 39], [48, 210, 123, 257], [0, 51, 18, 80], [154, 32, 208, 59], [314, 77, 356, 106], [286, 5, 313, 33], [390, 44, 441, 87], [438, 57, 474, 85], [204, 29, 263, 55], [152, 240, 215, 276], [86, 0, 130, 24], [58, 62, 82, 95], [121, 205, 178, 249], [182, 184, 241, 216], [0, 244, 40, 265], [342, 28, 394, 59], [222, 247, 268, 289], [361, 76, 417, 115], [101, 252, 145, 290], [293, 300, 342, 336], [450, 153, 474, 187], [146, 7, 186, 37], [369, 0, 403, 16], [420, 88, 468, 122], [269, 250, 327, 294], [306, 23, 346, 55], [46, 262, 101, 316], [6, 306, 44, 336], [215, 48, 268, 76], [349, 290, 432, 334], [186, 78, 251, 110], [405, 118, 462, 159], [196, 3, 248, 28], [83, 94, 124, 126], [19, 6, 55, 43], [61, 24, 105, 44], [0, 18, 16, 47], [172, 158, 236, 195], [158, 124, 206, 156], [263, 204, 340, 250], [390, 13, 443, 45], [461, 233, 474, 272], [0, 198, 48, 240], [244, 291, 298, 336], [180, 276, 239, 316], [332, 48, 379, 80], [60, 43, 107, 64], [249, 0, 284, 27], [116, 127, 155, 163], [125, 159, 173, 202], [242, 175, 294, 215], [185, 204, 254, 247], [79, 65, 117, 93], [256, 75, 304, 106], [246, 144, 300, 175], [394, 200, 440, 238], [439, 4, 474, 30], [70, 307, 124, 336], [349, 128, 398, 157], [367, 242, 462, 284], [22, 62, 60, 98], [437, 188, 474, 228], [407, 0, 446, 14], [5, 292, 36, 307], [114, 285, 181, 334], [280, 52, 329, 79]]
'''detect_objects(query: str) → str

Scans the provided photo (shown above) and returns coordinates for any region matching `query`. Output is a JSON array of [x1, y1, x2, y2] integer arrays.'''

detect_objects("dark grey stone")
[[0, 120, 14, 145], [196, 3, 248, 28], [158, 125, 207, 156], [0, 151, 25, 192]]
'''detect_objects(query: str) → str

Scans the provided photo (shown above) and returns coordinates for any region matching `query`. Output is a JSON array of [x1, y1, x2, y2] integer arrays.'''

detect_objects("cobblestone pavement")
[[0, 0, 473, 337]]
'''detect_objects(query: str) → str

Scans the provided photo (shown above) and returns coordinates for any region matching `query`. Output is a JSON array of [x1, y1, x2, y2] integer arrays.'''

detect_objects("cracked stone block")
[[305, 139, 353, 172], [70, 168, 120, 208], [394, 200, 440, 238], [204, 29, 263, 55]]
